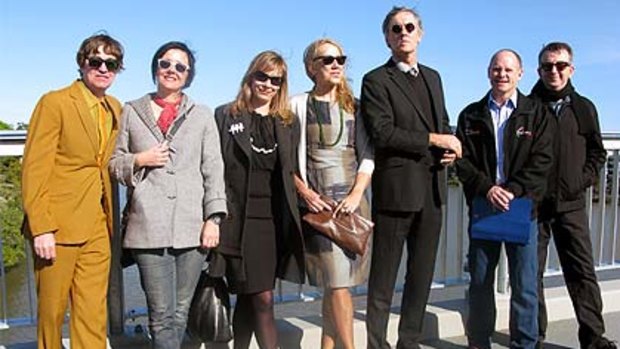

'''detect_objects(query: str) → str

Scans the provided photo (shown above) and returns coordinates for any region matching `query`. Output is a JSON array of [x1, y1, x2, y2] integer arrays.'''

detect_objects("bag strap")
[[164, 105, 194, 144]]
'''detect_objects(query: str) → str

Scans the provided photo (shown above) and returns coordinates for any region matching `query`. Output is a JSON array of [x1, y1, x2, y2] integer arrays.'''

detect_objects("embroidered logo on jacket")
[[516, 126, 532, 138]]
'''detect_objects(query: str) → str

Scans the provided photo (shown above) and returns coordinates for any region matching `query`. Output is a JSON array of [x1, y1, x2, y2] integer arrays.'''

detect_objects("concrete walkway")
[[2, 279, 619, 348]]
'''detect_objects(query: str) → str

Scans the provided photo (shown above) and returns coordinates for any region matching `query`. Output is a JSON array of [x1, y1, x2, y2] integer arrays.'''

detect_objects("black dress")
[[225, 113, 281, 294]]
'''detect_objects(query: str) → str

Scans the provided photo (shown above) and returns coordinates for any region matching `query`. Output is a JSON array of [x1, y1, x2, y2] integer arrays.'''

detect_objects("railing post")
[[0, 230, 8, 329], [108, 180, 125, 335]]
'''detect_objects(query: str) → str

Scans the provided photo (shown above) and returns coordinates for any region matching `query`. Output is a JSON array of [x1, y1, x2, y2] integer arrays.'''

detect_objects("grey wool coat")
[[109, 94, 227, 249]]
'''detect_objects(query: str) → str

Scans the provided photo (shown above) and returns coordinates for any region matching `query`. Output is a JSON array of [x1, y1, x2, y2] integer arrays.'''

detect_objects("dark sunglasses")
[[314, 55, 347, 66], [87, 57, 120, 72], [253, 71, 284, 87], [158, 59, 190, 73], [540, 61, 571, 72], [391, 22, 416, 34]]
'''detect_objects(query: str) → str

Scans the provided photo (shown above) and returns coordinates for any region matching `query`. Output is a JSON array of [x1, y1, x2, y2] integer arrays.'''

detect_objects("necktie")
[[409, 67, 419, 77], [97, 102, 108, 165]]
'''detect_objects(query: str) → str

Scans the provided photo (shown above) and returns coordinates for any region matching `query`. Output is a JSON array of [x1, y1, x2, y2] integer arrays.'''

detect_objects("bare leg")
[[328, 288, 355, 349], [321, 289, 337, 349]]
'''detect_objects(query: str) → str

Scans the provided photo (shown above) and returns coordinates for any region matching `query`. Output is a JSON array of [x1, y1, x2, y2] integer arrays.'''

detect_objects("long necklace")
[[250, 113, 278, 154], [310, 96, 344, 147]]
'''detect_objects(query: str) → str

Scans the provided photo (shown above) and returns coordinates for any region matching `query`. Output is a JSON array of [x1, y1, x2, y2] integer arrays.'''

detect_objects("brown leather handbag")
[[302, 195, 373, 256]]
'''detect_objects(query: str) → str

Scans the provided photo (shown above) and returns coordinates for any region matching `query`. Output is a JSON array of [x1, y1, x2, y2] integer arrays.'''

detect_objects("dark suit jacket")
[[361, 59, 452, 212], [213, 104, 305, 284]]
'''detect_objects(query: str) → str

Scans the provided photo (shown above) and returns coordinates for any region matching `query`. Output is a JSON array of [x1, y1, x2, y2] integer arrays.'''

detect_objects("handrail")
[[2, 129, 620, 334]]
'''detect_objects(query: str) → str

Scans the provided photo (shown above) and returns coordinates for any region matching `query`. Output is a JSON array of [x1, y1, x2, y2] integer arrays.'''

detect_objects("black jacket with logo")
[[529, 92, 606, 213], [455, 91, 554, 209]]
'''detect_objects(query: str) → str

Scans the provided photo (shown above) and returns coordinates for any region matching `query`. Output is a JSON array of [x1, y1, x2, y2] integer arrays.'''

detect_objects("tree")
[[0, 121, 25, 268]]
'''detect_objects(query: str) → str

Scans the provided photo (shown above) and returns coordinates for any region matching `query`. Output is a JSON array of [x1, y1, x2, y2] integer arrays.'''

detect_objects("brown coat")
[[22, 80, 121, 243]]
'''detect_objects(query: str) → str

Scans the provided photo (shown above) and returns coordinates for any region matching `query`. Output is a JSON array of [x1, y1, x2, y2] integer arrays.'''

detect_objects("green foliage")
[[0, 122, 25, 268]]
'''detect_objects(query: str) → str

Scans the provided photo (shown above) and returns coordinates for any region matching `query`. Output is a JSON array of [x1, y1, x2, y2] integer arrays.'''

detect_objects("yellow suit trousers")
[[35, 216, 110, 349]]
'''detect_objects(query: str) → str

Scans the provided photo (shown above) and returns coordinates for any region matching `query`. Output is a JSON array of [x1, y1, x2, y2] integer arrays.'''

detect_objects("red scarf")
[[153, 95, 182, 134]]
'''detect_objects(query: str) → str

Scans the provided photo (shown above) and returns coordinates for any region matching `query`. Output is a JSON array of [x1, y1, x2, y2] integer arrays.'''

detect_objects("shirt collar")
[[488, 91, 518, 110], [392, 57, 419, 76], [77, 79, 104, 109]]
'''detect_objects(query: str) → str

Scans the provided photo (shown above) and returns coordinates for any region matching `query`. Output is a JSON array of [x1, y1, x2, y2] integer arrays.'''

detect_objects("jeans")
[[467, 220, 538, 349], [133, 247, 206, 349]]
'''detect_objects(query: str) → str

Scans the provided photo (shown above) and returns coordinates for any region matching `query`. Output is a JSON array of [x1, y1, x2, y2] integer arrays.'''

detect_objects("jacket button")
[[167, 195, 176, 200], [167, 170, 175, 174]]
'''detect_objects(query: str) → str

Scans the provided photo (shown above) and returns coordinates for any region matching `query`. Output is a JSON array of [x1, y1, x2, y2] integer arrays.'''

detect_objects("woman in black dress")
[[213, 50, 305, 349]]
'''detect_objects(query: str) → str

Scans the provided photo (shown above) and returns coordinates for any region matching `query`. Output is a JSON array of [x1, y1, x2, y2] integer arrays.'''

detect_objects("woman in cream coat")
[[291, 38, 374, 349]]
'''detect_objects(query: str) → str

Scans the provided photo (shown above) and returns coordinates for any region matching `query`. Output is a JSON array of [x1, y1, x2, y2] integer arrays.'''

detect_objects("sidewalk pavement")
[[2, 279, 619, 348]]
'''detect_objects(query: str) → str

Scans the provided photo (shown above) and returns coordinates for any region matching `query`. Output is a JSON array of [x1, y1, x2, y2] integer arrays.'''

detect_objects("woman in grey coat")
[[109, 41, 227, 349]]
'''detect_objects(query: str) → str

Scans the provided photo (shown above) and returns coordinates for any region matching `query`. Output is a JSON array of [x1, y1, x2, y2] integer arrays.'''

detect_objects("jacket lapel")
[[69, 81, 99, 154], [129, 94, 166, 144], [419, 67, 440, 131], [102, 96, 121, 160], [228, 112, 252, 161], [504, 91, 535, 164], [385, 61, 433, 131]]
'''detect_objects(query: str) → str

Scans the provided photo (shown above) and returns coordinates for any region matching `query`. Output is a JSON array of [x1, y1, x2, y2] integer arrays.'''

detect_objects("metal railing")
[[2, 130, 620, 332]]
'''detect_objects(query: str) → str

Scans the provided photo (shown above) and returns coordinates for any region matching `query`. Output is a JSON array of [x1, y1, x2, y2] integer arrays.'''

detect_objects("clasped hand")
[[486, 185, 514, 212], [135, 143, 170, 168]]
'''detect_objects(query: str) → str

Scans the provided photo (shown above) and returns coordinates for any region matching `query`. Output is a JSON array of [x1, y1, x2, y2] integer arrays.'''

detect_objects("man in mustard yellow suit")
[[22, 33, 124, 349]]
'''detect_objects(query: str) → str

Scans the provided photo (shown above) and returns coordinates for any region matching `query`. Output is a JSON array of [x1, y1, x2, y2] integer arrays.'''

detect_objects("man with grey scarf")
[[530, 42, 616, 349]]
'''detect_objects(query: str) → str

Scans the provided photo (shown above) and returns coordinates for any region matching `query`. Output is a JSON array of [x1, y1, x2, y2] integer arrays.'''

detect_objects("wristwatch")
[[208, 214, 223, 226]]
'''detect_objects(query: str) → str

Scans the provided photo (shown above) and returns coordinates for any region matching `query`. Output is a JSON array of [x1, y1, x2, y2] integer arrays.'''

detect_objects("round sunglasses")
[[158, 58, 190, 73], [391, 22, 416, 34]]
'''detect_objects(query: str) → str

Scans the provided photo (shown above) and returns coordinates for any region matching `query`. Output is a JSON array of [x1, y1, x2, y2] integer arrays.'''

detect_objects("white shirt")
[[488, 92, 518, 183]]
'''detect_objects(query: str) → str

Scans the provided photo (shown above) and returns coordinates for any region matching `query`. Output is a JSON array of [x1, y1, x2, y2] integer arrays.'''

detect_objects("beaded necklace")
[[310, 96, 344, 147], [250, 113, 278, 155], [250, 137, 278, 154]]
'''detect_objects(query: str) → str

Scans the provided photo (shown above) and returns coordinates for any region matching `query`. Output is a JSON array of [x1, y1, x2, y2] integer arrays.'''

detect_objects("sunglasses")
[[253, 71, 284, 87], [391, 22, 416, 34], [540, 61, 571, 72], [314, 55, 347, 66], [158, 59, 190, 73], [87, 57, 120, 72]]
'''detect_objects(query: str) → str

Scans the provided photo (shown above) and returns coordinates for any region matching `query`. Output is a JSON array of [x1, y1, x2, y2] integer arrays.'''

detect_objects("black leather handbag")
[[187, 271, 233, 343]]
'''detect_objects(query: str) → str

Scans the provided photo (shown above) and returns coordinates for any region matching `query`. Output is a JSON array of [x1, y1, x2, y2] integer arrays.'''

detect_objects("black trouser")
[[366, 191, 442, 349], [537, 207, 605, 348]]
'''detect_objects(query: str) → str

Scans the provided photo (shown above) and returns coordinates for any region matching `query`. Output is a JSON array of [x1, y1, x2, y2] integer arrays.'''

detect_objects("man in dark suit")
[[531, 42, 616, 349], [361, 6, 461, 349]]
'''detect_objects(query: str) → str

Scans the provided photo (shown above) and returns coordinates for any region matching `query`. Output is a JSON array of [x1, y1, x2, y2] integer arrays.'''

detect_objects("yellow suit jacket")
[[22, 80, 121, 243]]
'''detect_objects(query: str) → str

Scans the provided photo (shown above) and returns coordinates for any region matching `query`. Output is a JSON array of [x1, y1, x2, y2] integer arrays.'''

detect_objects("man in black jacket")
[[456, 49, 554, 349], [361, 6, 461, 349], [530, 42, 616, 349]]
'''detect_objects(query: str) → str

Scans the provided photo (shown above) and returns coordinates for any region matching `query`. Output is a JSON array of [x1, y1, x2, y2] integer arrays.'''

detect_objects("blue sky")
[[2, 0, 619, 130]]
